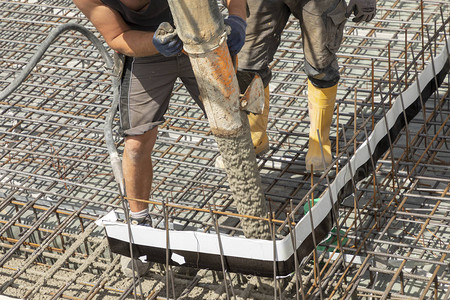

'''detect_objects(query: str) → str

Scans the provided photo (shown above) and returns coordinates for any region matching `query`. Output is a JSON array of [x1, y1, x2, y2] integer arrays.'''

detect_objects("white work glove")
[[346, 0, 376, 22]]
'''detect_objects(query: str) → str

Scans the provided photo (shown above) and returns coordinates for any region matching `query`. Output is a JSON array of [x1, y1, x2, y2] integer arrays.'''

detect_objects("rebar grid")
[[0, 0, 449, 299]]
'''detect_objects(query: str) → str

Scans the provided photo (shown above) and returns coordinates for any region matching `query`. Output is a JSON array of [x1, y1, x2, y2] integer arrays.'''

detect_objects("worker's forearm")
[[108, 30, 159, 57], [226, 0, 247, 20]]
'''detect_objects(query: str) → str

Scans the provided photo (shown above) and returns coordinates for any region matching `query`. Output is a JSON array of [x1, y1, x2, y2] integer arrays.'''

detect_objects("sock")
[[130, 209, 148, 219]]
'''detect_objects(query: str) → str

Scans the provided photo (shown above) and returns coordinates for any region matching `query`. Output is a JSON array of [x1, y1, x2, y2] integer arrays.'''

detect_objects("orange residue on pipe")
[[209, 42, 235, 98]]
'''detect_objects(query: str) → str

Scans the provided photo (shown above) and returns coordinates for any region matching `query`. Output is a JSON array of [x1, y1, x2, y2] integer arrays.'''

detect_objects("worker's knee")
[[124, 128, 158, 161], [304, 59, 340, 88]]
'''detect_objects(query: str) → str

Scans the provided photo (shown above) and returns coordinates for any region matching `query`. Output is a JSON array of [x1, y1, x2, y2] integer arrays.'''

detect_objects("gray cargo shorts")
[[119, 53, 203, 136], [238, 0, 347, 88]]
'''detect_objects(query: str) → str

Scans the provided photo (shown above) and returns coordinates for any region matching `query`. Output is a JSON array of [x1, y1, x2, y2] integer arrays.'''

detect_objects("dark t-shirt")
[[100, 0, 173, 31]]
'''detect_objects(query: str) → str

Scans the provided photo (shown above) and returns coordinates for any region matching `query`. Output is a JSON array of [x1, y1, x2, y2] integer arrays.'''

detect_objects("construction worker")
[[72, 0, 248, 276], [237, 0, 376, 172]]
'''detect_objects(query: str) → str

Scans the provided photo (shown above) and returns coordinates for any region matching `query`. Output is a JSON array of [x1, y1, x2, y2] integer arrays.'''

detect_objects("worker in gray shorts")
[[73, 0, 248, 276], [118, 54, 203, 137], [239, 0, 376, 172]]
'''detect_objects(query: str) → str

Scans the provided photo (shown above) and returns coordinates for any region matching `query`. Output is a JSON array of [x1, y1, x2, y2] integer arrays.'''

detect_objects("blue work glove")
[[153, 22, 183, 57], [224, 15, 247, 56], [346, 0, 376, 22]]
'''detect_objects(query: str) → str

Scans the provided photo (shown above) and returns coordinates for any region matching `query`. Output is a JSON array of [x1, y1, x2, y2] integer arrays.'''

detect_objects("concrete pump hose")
[[167, 0, 271, 239]]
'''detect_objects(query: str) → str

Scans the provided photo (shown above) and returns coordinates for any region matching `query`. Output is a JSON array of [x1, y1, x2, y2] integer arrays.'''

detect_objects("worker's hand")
[[346, 0, 376, 22], [224, 15, 247, 56], [153, 22, 183, 57]]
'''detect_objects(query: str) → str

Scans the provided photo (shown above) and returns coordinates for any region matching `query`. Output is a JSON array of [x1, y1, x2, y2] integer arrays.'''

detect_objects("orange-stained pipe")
[[166, 0, 243, 137]]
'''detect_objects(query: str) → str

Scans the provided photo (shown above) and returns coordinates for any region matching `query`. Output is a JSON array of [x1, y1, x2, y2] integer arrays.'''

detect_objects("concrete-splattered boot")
[[305, 80, 337, 172]]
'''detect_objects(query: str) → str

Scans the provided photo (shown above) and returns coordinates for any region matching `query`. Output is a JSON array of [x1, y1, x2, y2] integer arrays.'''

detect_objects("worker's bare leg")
[[122, 127, 158, 212], [122, 127, 158, 213], [120, 127, 157, 277]]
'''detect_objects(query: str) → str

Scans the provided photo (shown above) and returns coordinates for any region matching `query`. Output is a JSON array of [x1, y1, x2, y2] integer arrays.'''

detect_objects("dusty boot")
[[305, 80, 337, 172], [215, 86, 270, 169]]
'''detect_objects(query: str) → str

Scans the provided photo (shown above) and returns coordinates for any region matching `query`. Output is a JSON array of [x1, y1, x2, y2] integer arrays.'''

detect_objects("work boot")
[[215, 86, 270, 169], [120, 213, 152, 278], [129, 213, 152, 227], [305, 80, 337, 172]]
